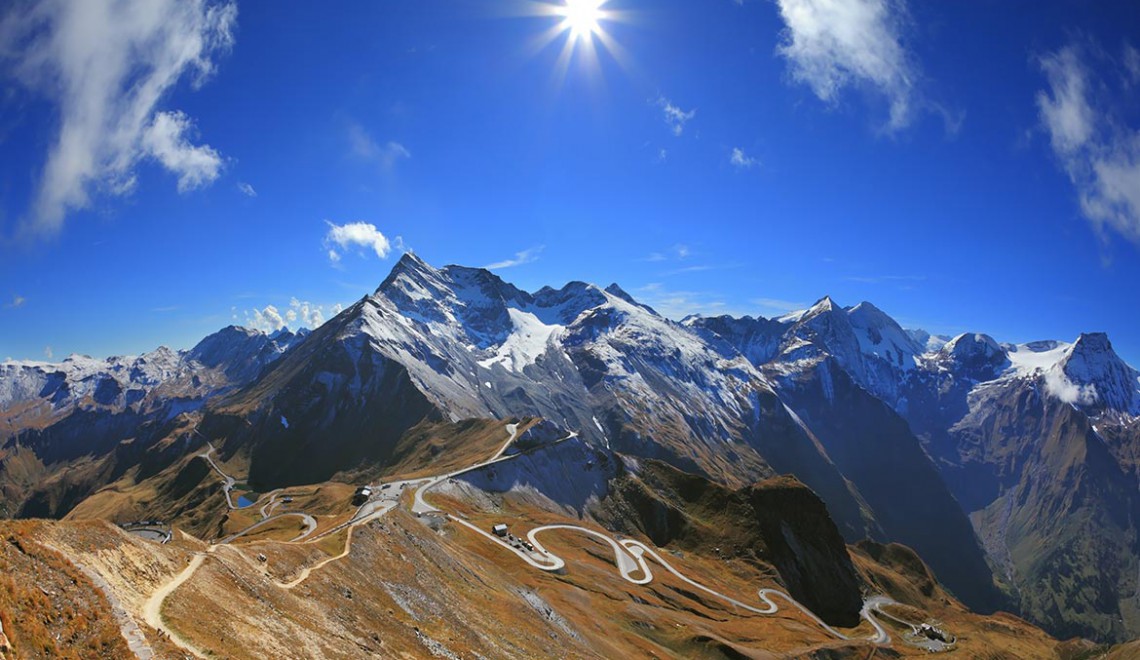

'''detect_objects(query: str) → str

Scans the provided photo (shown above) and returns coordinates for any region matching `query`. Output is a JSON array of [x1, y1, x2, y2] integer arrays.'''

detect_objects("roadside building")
[[492, 523, 509, 537], [353, 486, 373, 505]]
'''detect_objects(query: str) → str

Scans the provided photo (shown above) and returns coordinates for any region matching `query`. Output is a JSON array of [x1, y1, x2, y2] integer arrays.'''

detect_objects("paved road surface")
[[411, 422, 521, 515], [198, 444, 236, 510], [144, 423, 915, 653], [515, 526, 893, 644], [218, 512, 318, 545]]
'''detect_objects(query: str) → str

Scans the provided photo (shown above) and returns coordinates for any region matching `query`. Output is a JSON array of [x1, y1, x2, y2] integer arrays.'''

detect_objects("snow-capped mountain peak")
[[906, 328, 951, 353], [804, 295, 837, 318], [846, 301, 924, 371], [931, 333, 1009, 379], [940, 332, 1004, 361], [1057, 333, 1140, 415]]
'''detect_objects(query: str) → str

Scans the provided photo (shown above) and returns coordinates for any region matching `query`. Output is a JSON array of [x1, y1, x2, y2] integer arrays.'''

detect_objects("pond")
[[235, 492, 259, 508]]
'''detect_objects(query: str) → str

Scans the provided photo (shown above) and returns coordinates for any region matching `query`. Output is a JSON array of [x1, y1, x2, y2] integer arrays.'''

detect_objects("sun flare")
[[557, 0, 605, 39], [522, 0, 630, 85]]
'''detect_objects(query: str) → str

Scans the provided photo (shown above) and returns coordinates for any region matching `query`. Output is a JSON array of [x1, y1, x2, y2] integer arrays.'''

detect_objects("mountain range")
[[2, 252, 1139, 644]]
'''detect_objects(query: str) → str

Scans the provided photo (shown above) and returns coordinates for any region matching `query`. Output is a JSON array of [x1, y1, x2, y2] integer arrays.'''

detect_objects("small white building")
[[492, 524, 508, 537]]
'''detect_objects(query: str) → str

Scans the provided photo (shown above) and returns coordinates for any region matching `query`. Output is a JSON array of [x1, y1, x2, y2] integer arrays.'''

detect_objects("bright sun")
[[557, 0, 605, 39], [525, 0, 627, 83]]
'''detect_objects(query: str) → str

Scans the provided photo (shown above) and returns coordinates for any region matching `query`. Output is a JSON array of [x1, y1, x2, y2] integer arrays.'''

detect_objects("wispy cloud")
[[775, 0, 917, 130], [347, 122, 410, 171], [4, 295, 25, 309], [151, 305, 179, 313], [1125, 44, 1140, 86], [730, 147, 759, 169], [642, 244, 690, 262], [639, 244, 738, 276], [324, 220, 392, 264], [236, 181, 257, 197], [1037, 41, 1140, 247], [43, 345, 53, 360], [655, 95, 696, 136], [664, 264, 719, 276], [484, 245, 544, 270], [752, 297, 808, 315], [1, 0, 236, 235], [635, 283, 747, 320]]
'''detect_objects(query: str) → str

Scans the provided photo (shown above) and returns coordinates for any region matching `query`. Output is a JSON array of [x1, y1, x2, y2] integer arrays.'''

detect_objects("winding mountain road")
[[217, 512, 318, 545], [142, 423, 919, 654], [413, 425, 901, 646], [411, 422, 522, 515], [441, 517, 894, 644], [198, 443, 237, 510]]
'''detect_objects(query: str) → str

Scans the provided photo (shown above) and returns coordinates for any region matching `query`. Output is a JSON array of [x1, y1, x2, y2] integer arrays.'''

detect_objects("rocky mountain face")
[[692, 299, 1140, 642], [2, 253, 1138, 642], [598, 463, 866, 627], [203, 254, 866, 507], [887, 333, 1140, 642], [0, 327, 304, 518]]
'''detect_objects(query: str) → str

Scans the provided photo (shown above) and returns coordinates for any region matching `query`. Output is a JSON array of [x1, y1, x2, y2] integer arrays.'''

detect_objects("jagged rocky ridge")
[[0, 327, 305, 518], [3, 253, 1140, 642], [688, 297, 1140, 642]]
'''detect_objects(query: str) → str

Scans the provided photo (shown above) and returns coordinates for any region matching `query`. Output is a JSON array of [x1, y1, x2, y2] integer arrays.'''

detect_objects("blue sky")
[[2, 0, 1140, 366]]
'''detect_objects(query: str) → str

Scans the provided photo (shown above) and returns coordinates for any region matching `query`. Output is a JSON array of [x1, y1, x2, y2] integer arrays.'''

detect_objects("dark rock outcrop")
[[597, 460, 863, 627]]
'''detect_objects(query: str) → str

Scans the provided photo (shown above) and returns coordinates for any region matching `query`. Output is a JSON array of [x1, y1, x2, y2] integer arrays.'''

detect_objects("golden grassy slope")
[[1, 415, 1102, 658], [1, 487, 1107, 659], [0, 521, 146, 659]]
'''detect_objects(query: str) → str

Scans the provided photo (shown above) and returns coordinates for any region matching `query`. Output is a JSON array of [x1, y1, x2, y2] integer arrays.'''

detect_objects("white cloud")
[[656, 95, 696, 136], [1044, 367, 1098, 406], [1037, 47, 1095, 156], [1037, 43, 1140, 245], [289, 297, 325, 328], [4, 295, 25, 309], [484, 245, 544, 270], [347, 122, 410, 171], [324, 220, 392, 263], [730, 147, 759, 169], [775, 0, 916, 130], [141, 111, 223, 192], [43, 345, 53, 359], [1, 0, 236, 235], [244, 298, 343, 333], [247, 304, 286, 333], [236, 181, 256, 197]]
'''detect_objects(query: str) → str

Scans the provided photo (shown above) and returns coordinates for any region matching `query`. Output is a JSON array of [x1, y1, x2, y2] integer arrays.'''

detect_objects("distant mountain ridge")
[[2, 252, 1138, 642]]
